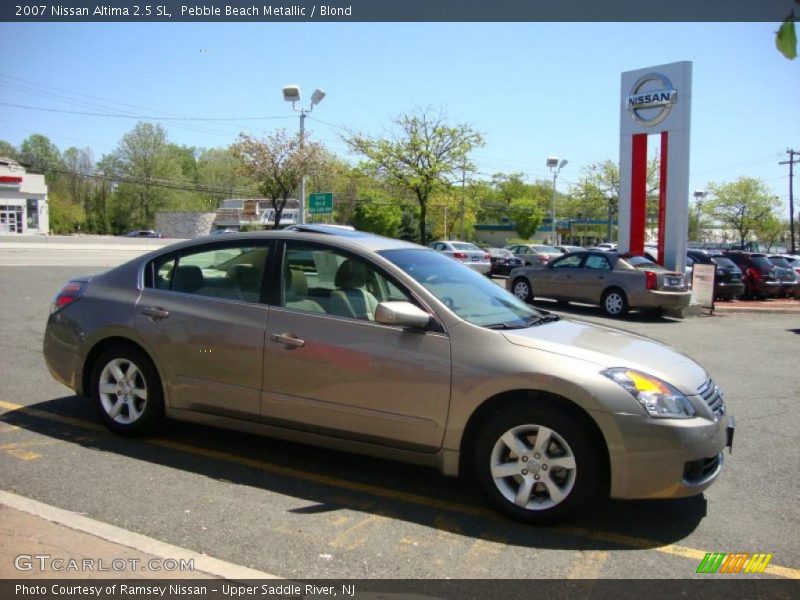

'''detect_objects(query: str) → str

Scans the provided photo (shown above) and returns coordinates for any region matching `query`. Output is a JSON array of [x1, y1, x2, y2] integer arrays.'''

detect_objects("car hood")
[[501, 318, 707, 395]]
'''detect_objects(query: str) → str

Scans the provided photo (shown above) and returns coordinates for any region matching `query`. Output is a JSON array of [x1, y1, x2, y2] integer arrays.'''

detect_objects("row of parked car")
[[428, 239, 800, 317]]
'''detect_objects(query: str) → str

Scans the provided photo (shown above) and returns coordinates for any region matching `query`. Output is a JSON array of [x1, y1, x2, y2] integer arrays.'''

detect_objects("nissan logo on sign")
[[626, 72, 677, 127]]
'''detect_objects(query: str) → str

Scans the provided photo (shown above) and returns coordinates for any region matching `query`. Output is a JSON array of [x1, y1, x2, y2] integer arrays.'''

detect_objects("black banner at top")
[[1, 0, 796, 22]]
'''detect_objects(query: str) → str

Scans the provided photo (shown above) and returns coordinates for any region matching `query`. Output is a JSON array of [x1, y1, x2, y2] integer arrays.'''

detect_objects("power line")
[[0, 101, 295, 122]]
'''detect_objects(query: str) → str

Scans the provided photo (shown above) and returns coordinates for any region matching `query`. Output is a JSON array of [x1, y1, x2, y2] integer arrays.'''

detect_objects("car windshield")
[[623, 255, 658, 268], [751, 256, 774, 272], [711, 256, 739, 270], [450, 242, 481, 251], [533, 245, 559, 253], [769, 257, 792, 268], [380, 249, 544, 328]]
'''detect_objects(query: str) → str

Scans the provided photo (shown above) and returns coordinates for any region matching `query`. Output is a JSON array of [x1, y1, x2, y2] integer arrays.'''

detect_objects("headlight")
[[602, 368, 696, 419]]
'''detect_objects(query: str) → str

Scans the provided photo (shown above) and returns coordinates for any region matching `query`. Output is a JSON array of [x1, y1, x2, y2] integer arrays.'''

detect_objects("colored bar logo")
[[696, 553, 773, 574]]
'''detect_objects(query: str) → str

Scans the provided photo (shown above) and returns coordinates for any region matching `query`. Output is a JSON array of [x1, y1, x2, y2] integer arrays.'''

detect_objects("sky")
[[0, 22, 797, 213]]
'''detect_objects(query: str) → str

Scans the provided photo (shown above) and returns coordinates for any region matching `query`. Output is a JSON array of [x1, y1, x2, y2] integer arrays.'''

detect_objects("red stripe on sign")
[[630, 133, 648, 256], [657, 131, 668, 265], [0, 176, 23, 183]]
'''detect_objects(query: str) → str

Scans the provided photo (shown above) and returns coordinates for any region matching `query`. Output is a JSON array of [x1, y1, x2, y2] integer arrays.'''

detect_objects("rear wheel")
[[474, 405, 599, 523], [512, 278, 533, 303], [91, 345, 163, 435], [601, 288, 629, 317]]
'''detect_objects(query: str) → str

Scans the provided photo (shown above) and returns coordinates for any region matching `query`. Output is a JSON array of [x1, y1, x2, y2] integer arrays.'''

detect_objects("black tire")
[[512, 277, 533, 303], [473, 405, 599, 524], [601, 288, 629, 317], [90, 345, 163, 436], [556, 299, 570, 307]]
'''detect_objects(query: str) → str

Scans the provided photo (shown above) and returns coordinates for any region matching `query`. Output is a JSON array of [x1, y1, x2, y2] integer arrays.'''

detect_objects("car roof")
[[148, 227, 422, 256]]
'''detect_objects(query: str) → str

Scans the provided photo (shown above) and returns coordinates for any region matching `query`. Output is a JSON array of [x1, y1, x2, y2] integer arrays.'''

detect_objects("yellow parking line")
[[1, 399, 798, 580]]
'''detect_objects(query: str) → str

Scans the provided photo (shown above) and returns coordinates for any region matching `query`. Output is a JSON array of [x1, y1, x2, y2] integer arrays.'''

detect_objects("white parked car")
[[428, 241, 491, 275]]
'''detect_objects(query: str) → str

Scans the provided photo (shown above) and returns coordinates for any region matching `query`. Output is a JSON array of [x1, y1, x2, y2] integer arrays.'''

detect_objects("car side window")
[[552, 255, 583, 269], [281, 243, 412, 321], [584, 255, 611, 271], [147, 245, 268, 303]]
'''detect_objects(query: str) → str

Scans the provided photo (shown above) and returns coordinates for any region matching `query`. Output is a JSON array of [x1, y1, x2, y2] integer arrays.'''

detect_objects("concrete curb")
[[0, 490, 280, 581]]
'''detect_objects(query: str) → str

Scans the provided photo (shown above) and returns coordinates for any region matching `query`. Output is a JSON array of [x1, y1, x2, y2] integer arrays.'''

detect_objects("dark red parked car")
[[723, 251, 781, 299]]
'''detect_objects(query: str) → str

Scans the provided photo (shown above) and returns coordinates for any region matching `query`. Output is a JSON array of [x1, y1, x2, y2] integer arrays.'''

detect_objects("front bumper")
[[595, 410, 734, 500], [715, 281, 744, 298]]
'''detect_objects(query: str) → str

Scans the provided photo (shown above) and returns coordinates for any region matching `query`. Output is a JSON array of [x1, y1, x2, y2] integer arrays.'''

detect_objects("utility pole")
[[459, 161, 466, 240], [780, 149, 799, 255]]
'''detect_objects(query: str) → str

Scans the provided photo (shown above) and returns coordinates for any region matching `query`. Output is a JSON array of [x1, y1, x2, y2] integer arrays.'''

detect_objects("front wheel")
[[474, 406, 599, 523], [91, 345, 163, 435], [512, 278, 533, 303], [601, 288, 629, 317]]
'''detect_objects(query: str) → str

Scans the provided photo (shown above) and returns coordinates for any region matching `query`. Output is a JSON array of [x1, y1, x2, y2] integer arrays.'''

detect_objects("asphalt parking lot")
[[0, 254, 799, 580]]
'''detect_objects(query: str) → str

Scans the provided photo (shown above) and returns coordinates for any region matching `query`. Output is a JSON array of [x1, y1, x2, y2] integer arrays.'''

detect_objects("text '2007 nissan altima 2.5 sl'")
[[43, 225, 734, 523]]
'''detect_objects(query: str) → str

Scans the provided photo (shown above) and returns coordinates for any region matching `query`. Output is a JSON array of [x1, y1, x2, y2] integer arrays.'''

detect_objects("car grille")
[[698, 378, 725, 417]]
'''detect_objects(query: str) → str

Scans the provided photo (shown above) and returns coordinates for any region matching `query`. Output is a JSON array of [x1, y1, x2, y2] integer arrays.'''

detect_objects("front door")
[[135, 241, 272, 418], [261, 241, 451, 451], [537, 253, 583, 299], [572, 253, 613, 303]]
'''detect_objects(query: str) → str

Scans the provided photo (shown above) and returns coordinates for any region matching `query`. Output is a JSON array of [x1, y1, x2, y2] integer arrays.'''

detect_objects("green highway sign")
[[308, 192, 333, 215]]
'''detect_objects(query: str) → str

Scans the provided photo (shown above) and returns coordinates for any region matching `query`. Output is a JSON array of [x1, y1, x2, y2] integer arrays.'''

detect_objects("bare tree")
[[232, 130, 324, 229]]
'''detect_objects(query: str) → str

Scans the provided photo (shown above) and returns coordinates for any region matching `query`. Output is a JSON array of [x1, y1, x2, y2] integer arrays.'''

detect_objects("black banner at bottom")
[[2, 579, 799, 600]]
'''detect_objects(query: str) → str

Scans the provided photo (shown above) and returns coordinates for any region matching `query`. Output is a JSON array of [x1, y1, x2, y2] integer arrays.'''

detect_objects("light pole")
[[546, 157, 568, 245], [693, 189, 707, 244], [282, 84, 326, 225]]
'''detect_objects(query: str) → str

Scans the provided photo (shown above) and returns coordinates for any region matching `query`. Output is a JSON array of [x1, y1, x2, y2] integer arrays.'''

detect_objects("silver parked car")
[[428, 240, 491, 275], [506, 244, 562, 266], [507, 251, 691, 317], [44, 226, 733, 523]]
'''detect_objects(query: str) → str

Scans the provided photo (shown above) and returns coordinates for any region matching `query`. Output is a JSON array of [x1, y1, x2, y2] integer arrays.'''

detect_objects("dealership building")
[[0, 158, 49, 235]]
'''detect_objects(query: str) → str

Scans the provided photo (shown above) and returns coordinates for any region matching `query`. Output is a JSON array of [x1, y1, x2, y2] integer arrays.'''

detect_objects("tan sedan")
[[44, 227, 730, 523], [507, 251, 691, 317]]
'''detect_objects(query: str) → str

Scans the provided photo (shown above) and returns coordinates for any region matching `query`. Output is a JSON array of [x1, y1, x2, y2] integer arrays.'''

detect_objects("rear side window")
[[146, 245, 269, 303], [584, 254, 611, 270]]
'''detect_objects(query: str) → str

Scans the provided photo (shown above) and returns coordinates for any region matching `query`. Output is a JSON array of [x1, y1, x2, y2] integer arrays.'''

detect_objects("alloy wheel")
[[98, 358, 148, 425], [489, 423, 577, 511]]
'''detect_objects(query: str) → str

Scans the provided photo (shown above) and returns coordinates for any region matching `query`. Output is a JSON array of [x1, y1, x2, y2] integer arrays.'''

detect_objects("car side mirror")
[[375, 301, 430, 329]]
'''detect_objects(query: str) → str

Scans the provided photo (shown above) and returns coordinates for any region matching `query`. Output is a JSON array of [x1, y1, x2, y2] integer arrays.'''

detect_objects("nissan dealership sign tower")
[[618, 61, 692, 273]]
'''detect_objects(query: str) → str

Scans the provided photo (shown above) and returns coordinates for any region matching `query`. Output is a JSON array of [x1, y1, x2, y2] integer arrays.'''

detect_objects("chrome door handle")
[[270, 333, 305, 348], [140, 306, 170, 320]]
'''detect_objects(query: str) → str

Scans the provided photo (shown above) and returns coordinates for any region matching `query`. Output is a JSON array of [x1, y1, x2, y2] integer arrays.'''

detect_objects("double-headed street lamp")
[[282, 84, 326, 225], [546, 157, 568, 245]]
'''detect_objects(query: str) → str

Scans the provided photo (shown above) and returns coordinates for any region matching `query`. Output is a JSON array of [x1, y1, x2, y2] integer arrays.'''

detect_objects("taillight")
[[52, 281, 86, 313], [748, 268, 762, 281], [644, 270, 658, 290], [452, 251, 468, 259], [483, 253, 490, 261]]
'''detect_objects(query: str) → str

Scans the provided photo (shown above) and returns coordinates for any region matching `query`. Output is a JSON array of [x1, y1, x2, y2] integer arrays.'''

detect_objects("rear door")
[[261, 240, 452, 451], [135, 241, 273, 418]]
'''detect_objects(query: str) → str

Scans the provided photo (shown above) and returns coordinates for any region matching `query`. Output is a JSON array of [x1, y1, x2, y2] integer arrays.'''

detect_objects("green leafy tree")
[[0, 139, 18, 159], [352, 195, 403, 237], [706, 177, 781, 248], [508, 196, 544, 240], [755, 214, 787, 252], [19, 134, 62, 175], [345, 108, 484, 245], [232, 129, 324, 229], [776, 15, 797, 59], [104, 122, 187, 230]]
